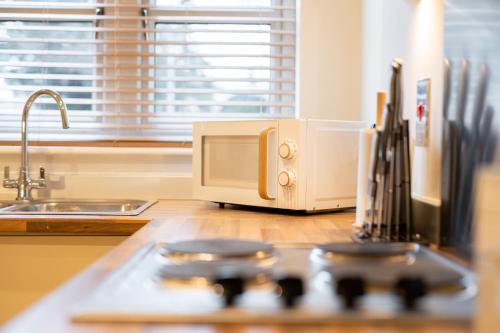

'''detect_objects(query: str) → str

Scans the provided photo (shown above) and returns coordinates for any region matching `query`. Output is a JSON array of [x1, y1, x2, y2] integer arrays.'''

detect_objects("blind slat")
[[0, 86, 294, 95], [0, 2, 296, 11], [1, 26, 296, 35], [0, 38, 295, 47], [0, 49, 295, 58], [0, 62, 295, 72], [0, 73, 295, 83], [0, 98, 294, 107], [1, 111, 291, 119], [0, 13, 295, 23]]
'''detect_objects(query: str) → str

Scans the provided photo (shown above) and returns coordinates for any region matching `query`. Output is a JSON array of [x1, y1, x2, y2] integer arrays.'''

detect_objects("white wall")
[[362, 0, 416, 123], [412, 0, 444, 205], [361, 0, 444, 205], [299, 0, 362, 120]]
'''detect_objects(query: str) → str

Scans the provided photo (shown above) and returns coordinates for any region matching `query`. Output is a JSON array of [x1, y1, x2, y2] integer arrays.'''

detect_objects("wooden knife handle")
[[376, 91, 387, 130]]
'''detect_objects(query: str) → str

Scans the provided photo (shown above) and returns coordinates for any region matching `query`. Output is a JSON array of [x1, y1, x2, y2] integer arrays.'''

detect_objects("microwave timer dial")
[[278, 170, 296, 187], [279, 140, 297, 160]]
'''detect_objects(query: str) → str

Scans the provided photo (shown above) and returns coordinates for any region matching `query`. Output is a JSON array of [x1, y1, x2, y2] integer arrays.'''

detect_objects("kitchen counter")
[[0, 215, 149, 235], [1, 200, 470, 333]]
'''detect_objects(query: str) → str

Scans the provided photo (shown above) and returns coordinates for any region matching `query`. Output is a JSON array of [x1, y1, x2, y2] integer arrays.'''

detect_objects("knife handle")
[[443, 58, 451, 120], [376, 91, 386, 130]]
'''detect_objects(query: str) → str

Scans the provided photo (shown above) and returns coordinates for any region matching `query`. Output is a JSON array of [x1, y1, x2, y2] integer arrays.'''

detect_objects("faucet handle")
[[3, 166, 18, 189], [30, 166, 47, 189]]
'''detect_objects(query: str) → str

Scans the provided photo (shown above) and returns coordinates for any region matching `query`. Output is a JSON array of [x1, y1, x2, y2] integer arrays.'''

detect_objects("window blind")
[[0, 0, 297, 142]]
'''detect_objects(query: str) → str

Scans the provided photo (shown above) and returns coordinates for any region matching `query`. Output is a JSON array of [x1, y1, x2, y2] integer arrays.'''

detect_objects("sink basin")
[[0, 201, 16, 211], [0, 199, 157, 216]]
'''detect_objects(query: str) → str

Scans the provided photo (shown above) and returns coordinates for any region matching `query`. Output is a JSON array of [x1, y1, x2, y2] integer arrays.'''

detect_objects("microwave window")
[[202, 136, 259, 189]]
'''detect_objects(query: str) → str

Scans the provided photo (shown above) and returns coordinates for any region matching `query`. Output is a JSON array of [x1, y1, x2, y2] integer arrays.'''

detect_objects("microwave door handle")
[[258, 127, 276, 200]]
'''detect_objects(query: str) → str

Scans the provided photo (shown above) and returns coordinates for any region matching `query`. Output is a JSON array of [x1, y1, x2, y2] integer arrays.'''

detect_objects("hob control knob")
[[214, 276, 245, 307], [275, 275, 304, 308], [278, 170, 296, 187], [279, 141, 297, 160], [335, 276, 366, 310], [393, 276, 427, 310]]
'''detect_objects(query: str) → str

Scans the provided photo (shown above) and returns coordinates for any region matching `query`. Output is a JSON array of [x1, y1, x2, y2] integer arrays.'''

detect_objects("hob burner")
[[312, 242, 417, 266], [315, 242, 414, 258], [324, 262, 464, 289], [159, 261, 269, 282], [158, 260, 273, 306], [312, 243, 463, 288], [159, 238, 275, 262]]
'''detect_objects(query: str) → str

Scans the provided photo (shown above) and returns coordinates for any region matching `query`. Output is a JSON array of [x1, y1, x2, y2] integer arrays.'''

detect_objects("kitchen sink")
[[0, 201, 16, 211], [0, 199, 157, 216]]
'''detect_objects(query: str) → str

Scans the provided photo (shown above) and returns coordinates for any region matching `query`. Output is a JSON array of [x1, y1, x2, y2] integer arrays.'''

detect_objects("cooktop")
[[71, 239, 475, 324]]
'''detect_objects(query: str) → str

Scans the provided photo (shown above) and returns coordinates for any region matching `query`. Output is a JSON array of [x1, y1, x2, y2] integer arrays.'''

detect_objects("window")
[[0, 0, 296, 142]]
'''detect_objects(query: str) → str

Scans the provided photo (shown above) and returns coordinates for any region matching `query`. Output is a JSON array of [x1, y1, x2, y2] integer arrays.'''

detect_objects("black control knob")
[[214, 277, 245, 307], [335, 276, 365, 310], [393, 276, 427, 310], [275, 275, 304, 308]]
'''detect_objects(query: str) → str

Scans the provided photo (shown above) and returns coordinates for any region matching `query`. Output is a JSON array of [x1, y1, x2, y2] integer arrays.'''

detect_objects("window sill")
[[0, 141, 192, 148], [0, 146, 193, 156]]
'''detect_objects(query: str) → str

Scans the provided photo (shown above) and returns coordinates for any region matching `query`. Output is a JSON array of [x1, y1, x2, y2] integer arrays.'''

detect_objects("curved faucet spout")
[[11, 89, 70, 201], [21, 89, 69, 171]]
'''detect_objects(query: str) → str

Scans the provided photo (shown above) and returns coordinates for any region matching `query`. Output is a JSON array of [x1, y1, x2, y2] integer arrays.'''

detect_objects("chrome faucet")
[[3, 89, 69, 201]]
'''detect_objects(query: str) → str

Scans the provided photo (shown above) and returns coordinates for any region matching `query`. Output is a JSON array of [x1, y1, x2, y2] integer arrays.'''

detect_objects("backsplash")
[[0, 147, 192, 200]]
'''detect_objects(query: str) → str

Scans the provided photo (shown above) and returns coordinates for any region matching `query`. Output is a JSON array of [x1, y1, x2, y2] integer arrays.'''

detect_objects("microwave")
[[192, 119, 363, 212]]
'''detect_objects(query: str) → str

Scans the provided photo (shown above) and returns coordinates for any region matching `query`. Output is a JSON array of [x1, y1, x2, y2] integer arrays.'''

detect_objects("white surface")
[[298, 0, 362, 121], [305, 120, 361, 211], [0, 147, 192, 156], [193, 119, 362, 211], [354, 128, 375, 227], [0, 147, 192, 201], [411, 0, 444, 203]]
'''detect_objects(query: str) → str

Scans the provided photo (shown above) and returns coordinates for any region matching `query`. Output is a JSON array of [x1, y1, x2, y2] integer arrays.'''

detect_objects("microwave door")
[[193, 121, 278, 208]]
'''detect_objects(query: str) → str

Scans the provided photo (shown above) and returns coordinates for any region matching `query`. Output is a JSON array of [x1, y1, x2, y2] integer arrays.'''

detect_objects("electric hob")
[[71, 239, 475, 324]]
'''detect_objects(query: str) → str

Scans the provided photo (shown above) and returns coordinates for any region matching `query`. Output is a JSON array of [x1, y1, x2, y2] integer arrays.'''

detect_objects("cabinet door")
[[0, 236, 124, 323]]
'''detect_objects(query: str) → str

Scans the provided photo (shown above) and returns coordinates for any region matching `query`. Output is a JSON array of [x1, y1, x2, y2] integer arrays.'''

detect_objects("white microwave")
[[192, 119, 363, 212]]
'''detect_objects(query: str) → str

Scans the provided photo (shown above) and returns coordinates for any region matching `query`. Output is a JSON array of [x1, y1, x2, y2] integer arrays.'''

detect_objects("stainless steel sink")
[[0, 199, 157, 216], [0, 201, 16, 211]]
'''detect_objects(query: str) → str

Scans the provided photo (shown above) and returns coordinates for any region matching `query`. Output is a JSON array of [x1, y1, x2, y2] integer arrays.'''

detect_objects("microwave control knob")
[[278, 170, 296, 187], [279, 141, 297, 160]]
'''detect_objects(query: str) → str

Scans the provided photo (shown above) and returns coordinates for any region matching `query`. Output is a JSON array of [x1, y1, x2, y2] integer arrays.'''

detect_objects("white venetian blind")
[[0, 0, 296, 142]]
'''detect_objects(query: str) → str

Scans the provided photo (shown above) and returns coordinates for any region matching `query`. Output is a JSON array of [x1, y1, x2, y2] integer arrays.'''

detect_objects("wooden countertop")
[[1, 200, 471, 333], [0, 215, 150, 235]]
